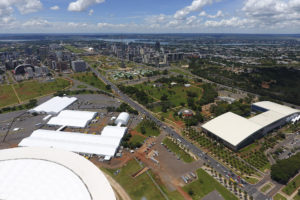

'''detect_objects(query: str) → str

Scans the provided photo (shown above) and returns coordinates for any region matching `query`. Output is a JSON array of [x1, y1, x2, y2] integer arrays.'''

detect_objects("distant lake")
[[0, 39, 37, 42], [98, 38, 169, 45]]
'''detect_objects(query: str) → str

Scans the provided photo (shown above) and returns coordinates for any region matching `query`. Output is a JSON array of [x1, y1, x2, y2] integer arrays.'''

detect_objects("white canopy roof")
[[19, 129, 126, 157], [0, 147, 116, 200], [47, 110, 97, 128], [30, 96, 77, 114], [101, 126, 127, 138]]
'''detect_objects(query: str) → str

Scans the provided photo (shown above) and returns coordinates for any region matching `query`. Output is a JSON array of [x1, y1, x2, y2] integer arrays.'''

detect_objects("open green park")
[[64, 45, 85, 53], [70, 72, 111, 92], [135, 119, 160, 137], [274, 193, 287, 200], [183, 168, 238, 200], [0, 78, 70, 108], [163, 137, 194, 163], [103, 159, 184, 200], [0, 85, 18, 107], [282, 173, 300, 195]]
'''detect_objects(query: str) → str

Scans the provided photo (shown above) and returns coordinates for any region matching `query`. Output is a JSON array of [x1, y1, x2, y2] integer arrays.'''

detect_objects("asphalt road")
[[88, 64, 268, 200]]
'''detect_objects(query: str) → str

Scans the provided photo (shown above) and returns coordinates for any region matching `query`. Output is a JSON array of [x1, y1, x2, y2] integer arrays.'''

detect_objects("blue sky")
[[0, 0, 299, 33]]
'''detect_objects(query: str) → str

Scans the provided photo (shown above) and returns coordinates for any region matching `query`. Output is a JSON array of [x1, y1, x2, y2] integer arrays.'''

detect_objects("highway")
[[88, 65, 268, 200]]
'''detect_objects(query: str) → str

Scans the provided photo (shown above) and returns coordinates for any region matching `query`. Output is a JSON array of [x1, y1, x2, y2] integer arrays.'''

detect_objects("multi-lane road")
[[89, 65, 269, 200]]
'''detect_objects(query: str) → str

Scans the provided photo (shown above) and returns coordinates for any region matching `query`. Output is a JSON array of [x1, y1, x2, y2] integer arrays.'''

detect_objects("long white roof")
[[253, 101, 299, 116], [0, 147, 116, 200], [30, 96, 77, 114], [249, 110, 285, 127], [202, 112, 262, 146], [101, 126, 128, 138], [19, 129, 126, 157], [48, 110, 97, 128]]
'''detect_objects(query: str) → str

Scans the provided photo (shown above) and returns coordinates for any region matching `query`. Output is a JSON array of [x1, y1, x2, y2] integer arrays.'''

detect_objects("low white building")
[[115, 112, 130, 126], [47, 110, 97, 128], [29, 96, 77, 115]]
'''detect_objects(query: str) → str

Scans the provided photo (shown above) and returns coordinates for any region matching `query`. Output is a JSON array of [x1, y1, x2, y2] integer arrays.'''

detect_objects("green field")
[[135, 119, 160, 137], [274, 193, 287, 200], [0, 85, 18, 107], [183, 168, 238, 200], [64, 45, 85, 53], [130, 134, 145, 145], [14, 78, 70, 101], [261, 183, 273, 193], [71, 72, 111, 92], [103, 159, 184, 200], [163, 137, 194, 163], [134, 83, 202, 110], [282, 173, 300, 195]]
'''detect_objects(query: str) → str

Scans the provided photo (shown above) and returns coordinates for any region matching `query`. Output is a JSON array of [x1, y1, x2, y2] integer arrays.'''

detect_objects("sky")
[[0, 0, 299, 33]]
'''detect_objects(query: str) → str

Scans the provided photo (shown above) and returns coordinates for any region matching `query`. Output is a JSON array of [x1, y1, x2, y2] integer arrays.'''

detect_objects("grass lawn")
[[183, 168, 238, 200], [274, 193, 287, 200], [244, 176, 259, 184], [294, 194, 300, 200], [135, 119, 160, 137], [64, 45, 85, 53], [77, 84, 87, 89], [0, 85, 18, 107], [130, 134, 145, 145], [103, 159, 183, 200], [261, 183, 273, 193], [14, 78, 70, 101], [134, 83, 202, 109], [283, 173, 300, 195], [71, 72, 111, 92], [163, 138, 194, 163]]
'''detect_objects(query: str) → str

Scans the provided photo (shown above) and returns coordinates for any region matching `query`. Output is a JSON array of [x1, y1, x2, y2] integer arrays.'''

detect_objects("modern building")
[[71, 60, 87, 72], [29, 96, 77, 115], [19, 126, 128, 159], [202, 101, 300, 150], [47, 110, 97, 128], [0, 147, 116, 200]]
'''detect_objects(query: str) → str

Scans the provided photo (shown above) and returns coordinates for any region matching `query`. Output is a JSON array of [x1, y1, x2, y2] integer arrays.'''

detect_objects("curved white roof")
[[252, 101, 299, 116], [0, 147, 116, 200], [48, 110, 97, 128], [115, 112, 130, 126]]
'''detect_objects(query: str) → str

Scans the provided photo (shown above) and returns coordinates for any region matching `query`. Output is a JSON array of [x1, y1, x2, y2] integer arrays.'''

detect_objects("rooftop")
[[0, 147, 116, 200]]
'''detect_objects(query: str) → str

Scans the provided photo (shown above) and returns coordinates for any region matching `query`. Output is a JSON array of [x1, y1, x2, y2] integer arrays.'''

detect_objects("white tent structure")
[[19, 128, 127, 157], [47, 110, 97, 128], [0, 147, 116, 200], [115, 112, 130, 126], [29, 96, 77, 115]]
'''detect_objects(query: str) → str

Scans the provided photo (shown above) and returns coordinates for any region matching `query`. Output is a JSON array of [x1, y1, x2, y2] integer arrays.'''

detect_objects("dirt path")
[[104, 172, 132, 200], [11, 84, 21, 104]]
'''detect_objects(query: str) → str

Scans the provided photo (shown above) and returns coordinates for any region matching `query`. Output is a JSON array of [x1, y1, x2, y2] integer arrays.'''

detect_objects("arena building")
[[202, 101, 300, 150], [0, 147, 116, 200]]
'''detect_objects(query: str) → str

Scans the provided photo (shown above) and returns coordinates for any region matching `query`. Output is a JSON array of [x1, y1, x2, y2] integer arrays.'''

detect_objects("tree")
[[140, 126, 146, 135], [188, 189, 194, 196]]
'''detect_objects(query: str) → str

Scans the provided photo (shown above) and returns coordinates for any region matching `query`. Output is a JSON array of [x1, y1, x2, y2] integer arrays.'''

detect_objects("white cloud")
[[174, 0, 215, 19], [23, 19, 51, 27], [15, 0, 43, 14], [186, 15, 197, 25], [205, 17, 250, 27], [50, 5, 60, 11], [207, 10, 223, 18], [88, 9, 94, 16], [68, 0, 105, 12], [199, 11, 207, 17]]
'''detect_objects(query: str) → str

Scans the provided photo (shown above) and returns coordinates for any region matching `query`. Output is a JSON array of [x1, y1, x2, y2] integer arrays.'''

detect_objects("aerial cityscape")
[[0, 1, 299, 200]]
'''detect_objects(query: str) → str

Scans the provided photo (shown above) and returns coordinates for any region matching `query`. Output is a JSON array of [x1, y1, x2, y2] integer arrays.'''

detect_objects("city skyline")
[[0, 0, 300, 34]]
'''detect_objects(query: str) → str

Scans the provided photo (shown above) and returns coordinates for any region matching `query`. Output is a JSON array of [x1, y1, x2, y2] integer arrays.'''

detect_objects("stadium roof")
[[253, 101, 299, 116], [0, 147, 116, 200], [202, 112, 262, 146], [47, 110, 97, 128], [30, 96, 77, 114], [19, 128, 126, 157]]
